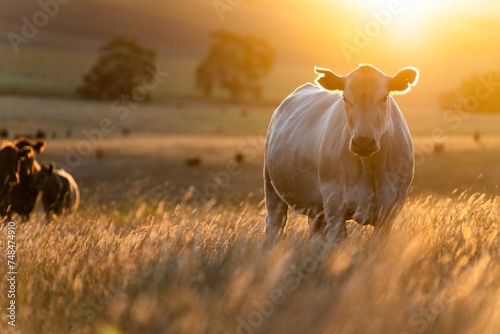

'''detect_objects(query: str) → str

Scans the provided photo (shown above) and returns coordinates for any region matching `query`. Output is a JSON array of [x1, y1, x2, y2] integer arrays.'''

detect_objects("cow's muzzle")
[[350, 136, 380, 157]]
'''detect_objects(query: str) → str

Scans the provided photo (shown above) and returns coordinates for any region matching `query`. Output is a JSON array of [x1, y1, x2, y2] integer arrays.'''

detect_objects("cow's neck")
[[358, 124, 400, 187]]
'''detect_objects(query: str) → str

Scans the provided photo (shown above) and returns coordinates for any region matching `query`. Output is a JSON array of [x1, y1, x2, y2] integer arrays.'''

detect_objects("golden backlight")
[[242, 0, 500, 104]]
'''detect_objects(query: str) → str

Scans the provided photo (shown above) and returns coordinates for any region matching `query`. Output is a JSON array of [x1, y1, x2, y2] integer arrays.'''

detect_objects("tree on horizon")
[[439, 70, 500, 113], [195, 29, 275, 102], [76, 37, 157, 101]]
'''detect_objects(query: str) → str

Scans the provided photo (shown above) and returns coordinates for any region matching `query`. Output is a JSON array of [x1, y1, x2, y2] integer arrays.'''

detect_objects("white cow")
[[264, 64, 419, 240]]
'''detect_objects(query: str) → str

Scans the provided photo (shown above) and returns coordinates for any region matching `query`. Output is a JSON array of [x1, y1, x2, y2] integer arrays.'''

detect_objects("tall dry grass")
[[1, 185, 499, 334]]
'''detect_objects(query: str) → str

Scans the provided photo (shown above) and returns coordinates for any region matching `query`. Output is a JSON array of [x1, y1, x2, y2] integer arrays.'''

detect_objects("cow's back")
[[56, 169, 79, 212]]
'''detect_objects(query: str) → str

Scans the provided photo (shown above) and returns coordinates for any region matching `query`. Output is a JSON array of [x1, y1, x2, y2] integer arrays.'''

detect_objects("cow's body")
[[264, 65, 418, 239], [1, 143, 20, 218], [0, 142, 34, 219], [8, 138, 46, 220], [35, 163, 79, 220]]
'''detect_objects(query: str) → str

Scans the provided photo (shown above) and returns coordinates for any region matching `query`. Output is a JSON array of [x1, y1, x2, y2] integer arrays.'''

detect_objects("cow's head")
[[34, 162, 55, 190], [14, 137, 46, 175], [314, 64, 419, 157], [0, 141, 33, 186]]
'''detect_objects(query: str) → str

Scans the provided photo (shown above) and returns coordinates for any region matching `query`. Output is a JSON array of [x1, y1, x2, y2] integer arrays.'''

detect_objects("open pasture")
[[2, 0, 500, 332], [1, 96, 499, 334], [1, 179, 499, 334]]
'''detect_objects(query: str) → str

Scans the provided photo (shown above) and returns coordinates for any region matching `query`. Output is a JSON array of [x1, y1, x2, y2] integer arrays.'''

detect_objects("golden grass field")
[[1, 96, 500, 334]]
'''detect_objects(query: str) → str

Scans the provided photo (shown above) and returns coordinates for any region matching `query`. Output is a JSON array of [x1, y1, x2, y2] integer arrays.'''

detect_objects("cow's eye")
[[381, 95, 388, 104]]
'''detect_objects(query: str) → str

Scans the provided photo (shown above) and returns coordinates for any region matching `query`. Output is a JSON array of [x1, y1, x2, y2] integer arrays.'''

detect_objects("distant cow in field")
[[34, 163, 80, 220], [264, 64, 419, 240], [185, 157, 202, 167], [473, 130, 481, 143], [35, 129, 46, 139], [8, 137, 46, 220], [0, 141, 31, 219], [234, 151, 244, 165], [434, 142, 445, 154]]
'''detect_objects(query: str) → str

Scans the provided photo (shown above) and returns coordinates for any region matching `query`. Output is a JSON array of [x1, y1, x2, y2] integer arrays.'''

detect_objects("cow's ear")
[[34, 139, 46, 153], [388, 67, 419, 94], [19, 147, 34, 160], [314, 67, 345, 91]]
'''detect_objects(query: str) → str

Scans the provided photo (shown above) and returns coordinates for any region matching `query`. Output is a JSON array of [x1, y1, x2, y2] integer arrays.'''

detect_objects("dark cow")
[[0, 141, 31, 219], [8, 137, 46, 220], [34, 163, 80, 220]]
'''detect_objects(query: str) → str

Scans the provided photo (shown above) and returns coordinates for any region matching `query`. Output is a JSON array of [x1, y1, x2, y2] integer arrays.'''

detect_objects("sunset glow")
[[1, 0, 500, 333]]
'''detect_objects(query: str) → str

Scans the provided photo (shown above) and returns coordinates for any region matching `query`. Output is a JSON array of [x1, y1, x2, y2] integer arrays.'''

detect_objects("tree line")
[[77, 30, 274, 103], [439, 70, 500, 113], [77, 31, 500, 112]]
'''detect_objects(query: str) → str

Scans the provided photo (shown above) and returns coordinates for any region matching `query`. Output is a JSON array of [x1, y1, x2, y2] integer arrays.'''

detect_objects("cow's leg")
[[374, 221, 392, 238], [264, 166, 288, 241], [308, 213, 325, 236], [322, 190, 347, 241], [374, 196, 405, 239], [325, 215, 347, 241], [373, 209, 400, 239]]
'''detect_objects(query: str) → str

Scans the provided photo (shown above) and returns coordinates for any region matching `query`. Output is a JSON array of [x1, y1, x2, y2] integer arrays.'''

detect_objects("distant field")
[[2, 95, 500, 137], [1, 95, 499, 199], [30, 133, 498, 202], [0, 95, 273, 138]]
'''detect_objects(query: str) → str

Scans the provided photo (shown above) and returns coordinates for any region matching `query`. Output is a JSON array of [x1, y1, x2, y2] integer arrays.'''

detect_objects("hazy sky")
[[205, 0, 500, 102], [1, 0, 499, 104]]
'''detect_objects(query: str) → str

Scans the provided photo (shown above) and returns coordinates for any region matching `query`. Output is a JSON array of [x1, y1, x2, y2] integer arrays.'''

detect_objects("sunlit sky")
[[2, 0, 500, 104], [204, 0, 500, 65], [210, 0, 500, 104]]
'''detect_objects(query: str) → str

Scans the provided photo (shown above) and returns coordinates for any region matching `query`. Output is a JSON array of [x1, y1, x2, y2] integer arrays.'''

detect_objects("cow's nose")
[[352, 136, 376, 149], [351, 136, 378, 156]]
